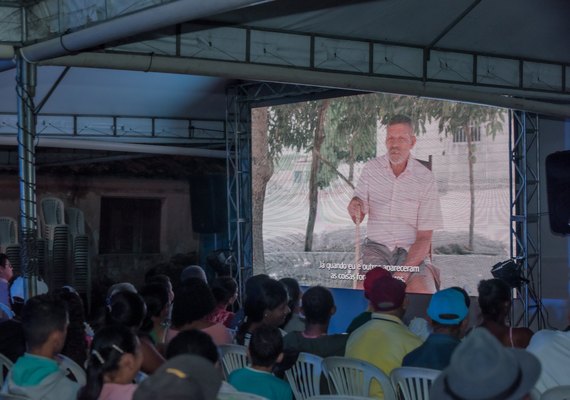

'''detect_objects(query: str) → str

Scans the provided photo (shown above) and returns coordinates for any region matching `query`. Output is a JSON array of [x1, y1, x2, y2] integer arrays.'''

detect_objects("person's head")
[[244, 274, 270, 300], [363, 267, 391, 300], [0, 253, 13, 282], [54, 287, 88, 366], [478, 278, 511, 322], [280, 277, 301, 313], [79, 324, 142, 400], [302, 286, 336, 325], [107, 291, 147, 330], [449, 286, 471, 309], [385, 114, 416, 166], [427, 288, 469, 336], [140, 283, 170, 333], [106, 282, 137, 303], [368, 276, 407, 316], [133, 355, 222, 400], [180, 265, 207, 284], [140, 283, 169, 318], [246, 278, 289, 327], [210, 276, 238, 307], [171, 278, 216, 329], [430, 328, 541, 400], [146, 274, 174, 304], [21, 294, 69, 356], [166, 329, 218, 364], [248, 324, 284, 368]]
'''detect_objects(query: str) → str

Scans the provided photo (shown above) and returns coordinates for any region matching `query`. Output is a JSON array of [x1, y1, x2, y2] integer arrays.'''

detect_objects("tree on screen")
[[435, 102, 505, 250]]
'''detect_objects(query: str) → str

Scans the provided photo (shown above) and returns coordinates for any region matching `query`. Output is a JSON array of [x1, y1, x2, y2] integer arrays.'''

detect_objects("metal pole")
[[16, 55, 39, 300]]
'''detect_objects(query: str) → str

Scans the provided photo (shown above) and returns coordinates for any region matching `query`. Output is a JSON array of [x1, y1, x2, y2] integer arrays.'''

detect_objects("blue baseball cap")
[[427, 288, 468, 325]]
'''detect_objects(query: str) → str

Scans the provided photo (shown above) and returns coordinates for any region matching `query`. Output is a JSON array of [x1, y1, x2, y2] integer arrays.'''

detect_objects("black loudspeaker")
[[545, 151, 570, 235], [189, 175, 227, 234]]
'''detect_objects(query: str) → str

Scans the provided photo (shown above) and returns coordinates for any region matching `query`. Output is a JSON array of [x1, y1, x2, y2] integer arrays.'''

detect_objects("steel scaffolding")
[[510, 110, 543, 329]]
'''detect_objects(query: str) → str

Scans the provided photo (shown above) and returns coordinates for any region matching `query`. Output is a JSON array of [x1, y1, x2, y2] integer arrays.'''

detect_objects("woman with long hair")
[[235, 278, 290, 346], [78, 324, 142, 400]]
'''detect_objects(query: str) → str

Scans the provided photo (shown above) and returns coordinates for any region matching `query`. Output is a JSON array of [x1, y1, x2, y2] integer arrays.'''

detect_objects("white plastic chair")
[[390, 367, 441, 400], [0, 393, 30, 400], [307, 396, 373, 400], [40, 197, 65, 227], [321, 357, 396, 400], [57, 353, 86, 386], [0, 217, 17, 248], [285, 352, 323, 400], [0, 303, 14, 319], [0, 352, 14, 387], [219, 344, 248, 379], [540, 385, 570, 400]]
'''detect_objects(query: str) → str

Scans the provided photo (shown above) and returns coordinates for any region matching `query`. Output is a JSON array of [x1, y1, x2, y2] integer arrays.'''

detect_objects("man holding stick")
[[347, 115, 443, 293]]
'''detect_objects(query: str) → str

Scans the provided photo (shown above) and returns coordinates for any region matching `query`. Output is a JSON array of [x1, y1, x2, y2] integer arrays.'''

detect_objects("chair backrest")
[[219, 344, 248, 379], [0, 217, 17, 247], [321, 357, 396, 400], [0, 352, 14, 387], [41, 197, 65, 227], [0, 393, 30, 400], [306, 396, 374, 400], [57, 353, 86, 386], [540, 385, 570, 400], [390, 367, 441, 400], [65, 207, 85, 237], [0, 302, 14, 320], [285, 352, 323, 400]]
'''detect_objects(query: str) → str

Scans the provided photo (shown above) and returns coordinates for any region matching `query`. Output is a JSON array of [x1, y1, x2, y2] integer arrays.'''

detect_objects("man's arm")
[[347, 196, 365, 224], [403, 230, 433, 266]]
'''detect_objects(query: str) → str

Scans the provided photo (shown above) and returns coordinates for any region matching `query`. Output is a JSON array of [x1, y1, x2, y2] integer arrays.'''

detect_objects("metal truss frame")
[[225, 81, 343, 298], [509, 110, 543, 329]]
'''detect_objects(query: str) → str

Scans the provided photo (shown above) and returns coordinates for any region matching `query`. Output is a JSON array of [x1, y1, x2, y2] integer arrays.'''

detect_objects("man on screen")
[[347, 114, 443, 293]]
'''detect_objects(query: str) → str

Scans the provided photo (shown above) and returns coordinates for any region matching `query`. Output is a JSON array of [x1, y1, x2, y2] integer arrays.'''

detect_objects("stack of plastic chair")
[[0, 217, 20, 276], [66, 207, 91, 310], [40, 197, 69, 289], [285, 352, 324, 400]]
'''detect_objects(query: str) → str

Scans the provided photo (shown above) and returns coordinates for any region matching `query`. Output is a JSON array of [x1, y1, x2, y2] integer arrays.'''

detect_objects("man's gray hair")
[[387, 114, 413, 127]]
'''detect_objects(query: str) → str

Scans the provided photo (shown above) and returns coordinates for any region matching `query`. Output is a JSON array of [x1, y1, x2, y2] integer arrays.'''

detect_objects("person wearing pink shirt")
[[347, 115, 443, 293]]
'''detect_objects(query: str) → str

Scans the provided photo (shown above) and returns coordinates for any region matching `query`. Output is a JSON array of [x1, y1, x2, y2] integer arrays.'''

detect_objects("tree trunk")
[[251, 107, 273, 273], [304, 100, 329, 251], [466, 124, 475, 251], [348, 134, 355, 183]]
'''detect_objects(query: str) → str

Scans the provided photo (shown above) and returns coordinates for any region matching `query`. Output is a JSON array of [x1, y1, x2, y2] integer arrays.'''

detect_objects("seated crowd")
[[0, 254, 569, 400]]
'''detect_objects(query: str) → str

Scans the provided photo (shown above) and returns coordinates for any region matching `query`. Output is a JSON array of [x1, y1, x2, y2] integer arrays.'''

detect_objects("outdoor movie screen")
[[251, 92, 510, 295]]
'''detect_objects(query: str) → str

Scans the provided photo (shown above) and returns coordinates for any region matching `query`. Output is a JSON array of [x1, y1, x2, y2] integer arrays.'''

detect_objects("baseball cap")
[[133, 355, 222, 400], [427, 288, 469, 325], [368, 276, 406, 311], [363, 267, 390, 300], [430, 328, 541, 400]]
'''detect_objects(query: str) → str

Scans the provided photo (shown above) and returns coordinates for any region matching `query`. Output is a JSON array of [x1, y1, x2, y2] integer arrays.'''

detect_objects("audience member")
[[133, 355, 222, 400], [107, 291, 165, 374], [180, 265, 207, 284], [139, 283, 170, 347], [284, 286, 347, 357], [55, 287, 89, 368], [280, 277, 305, 333], [0, 254, 13, 315], [236, 278, 289, 346], [106, 282, 137, 301], [2, 294, 80, 399], [478, 278, 533, 348], [345, 276, 422, 398], [346, 266, 390, 333], [205, 276, 238, 328], [78, 324, 142, 400], [402, 288, 469, 369], [168, 278, 232, 346], [228, 273, 270, 330], [229, 324, 292, 400], [145, 273, 174, 306], [430, 327, 540, 400], [526, 304, 570, 394]]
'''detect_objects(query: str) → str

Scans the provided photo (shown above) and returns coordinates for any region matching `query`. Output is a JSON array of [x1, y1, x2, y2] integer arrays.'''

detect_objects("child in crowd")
[[78, 324, 142, 400], [206, 276, 238, 328], [229, 324, 293, 400]]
